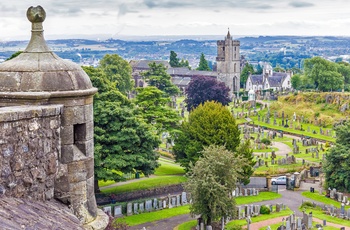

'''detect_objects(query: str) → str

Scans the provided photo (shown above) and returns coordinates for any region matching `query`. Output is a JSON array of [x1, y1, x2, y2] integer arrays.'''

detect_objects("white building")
[[245, 63, 292, 92]]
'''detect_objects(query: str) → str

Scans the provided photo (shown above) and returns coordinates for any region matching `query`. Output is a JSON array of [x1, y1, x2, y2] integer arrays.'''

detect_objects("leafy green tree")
[[83, 66, 160, 192], [291, 74, 302, 90], [179, 58, 190, 69], [99, 54, 134, 95], [304, 57, 344, 91], [142, 62, 180, 97], [185, 145, 249, 226], [240, 64, 254, 88], [273, 66, 285, 72], [323, 122, 350, 192], [135, 86, 181, 135], [173, 101, 242, 171], [169, 51, 180, 67], [185, 76, 231, 111], [235, 139, 255, 185], [196, 53, 211, 71]]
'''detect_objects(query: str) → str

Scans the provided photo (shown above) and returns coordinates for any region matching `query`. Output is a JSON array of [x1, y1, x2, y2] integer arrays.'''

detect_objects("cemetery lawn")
[[175, 220, 197, 230], [125, 192, 282, 227], [254, 163, 305, 177], [301, 192, 350, 209], [100, 175, 187, 194], [235, 192, 282, 205], [301, 208, 350, 228], [154, 158, 186, 176], [225, 208, 293, 228], [124, 205, 190, 226], [98, 157, 184, 188]]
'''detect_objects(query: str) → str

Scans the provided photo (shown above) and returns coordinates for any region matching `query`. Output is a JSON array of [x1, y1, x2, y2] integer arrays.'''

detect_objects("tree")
[[169, 51, 180, 67], [185, 76, 231, 111], [142, 62, 180, 97], [134, 86, 181, 135], [99, 54, 134, 95], [196, 53, 211, 71], [323, 122, 350, 192], [173, 101, 241, 171], [291, 74, 302, 90], [273, 66, 285, 72], [82, 66, 160, 192], [304, 57, 344, 91], [256, 63, 263, 74], [240, 64, 254, 88], [185, 145, 249, 226]]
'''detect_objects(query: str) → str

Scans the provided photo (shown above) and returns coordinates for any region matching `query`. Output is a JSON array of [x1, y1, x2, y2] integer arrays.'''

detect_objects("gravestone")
[[145, 200, 152, 211], [133, 203, 138, 214], [182, 192, 188, 204], [127, 203, 133, 216], [276, 203, 281, 212], [114, 205, 123, 217], [103, 206, 112, 216], [139, 203, 145, 212], [171, 196, 177, 207], [153, 198, 158, 210], [163, 199, 167, 209], [158, 200, 163, 209], [341, 203, 345, 218], [176, 195, 181, 206]]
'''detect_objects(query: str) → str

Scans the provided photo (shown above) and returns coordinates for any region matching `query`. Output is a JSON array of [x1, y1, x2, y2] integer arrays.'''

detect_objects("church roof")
[[0, 6, 94, 93], [130, 60, 170, 69]]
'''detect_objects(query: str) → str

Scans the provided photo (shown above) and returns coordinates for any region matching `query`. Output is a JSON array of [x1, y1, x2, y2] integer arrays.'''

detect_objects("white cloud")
[[1, 0, 350, 39]]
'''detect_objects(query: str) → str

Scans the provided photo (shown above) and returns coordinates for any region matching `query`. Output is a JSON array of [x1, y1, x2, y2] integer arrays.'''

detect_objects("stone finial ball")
[[27, 6, 46, 23]]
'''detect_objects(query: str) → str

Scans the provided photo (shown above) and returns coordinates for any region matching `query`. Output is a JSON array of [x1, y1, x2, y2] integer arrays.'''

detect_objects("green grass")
[[302, 208, 350, 228], [123, 205, 190, 226], [175, 220, 197, 230], [301, 191, 350, 209], [154, 158, 185, 176], [236, 192, 282, 205], [226, 208, 293, 228], [101, 175, 187, 194]]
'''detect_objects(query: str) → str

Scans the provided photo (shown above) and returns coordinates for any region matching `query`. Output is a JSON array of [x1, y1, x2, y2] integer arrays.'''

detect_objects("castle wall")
[[0, 105, 62, 200]]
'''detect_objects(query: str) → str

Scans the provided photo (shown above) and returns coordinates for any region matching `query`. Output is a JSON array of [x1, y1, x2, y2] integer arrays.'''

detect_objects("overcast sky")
[[1, 0, 350, 40]]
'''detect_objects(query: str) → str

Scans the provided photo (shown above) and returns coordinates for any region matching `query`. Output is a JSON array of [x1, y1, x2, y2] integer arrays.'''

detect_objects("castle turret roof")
[[0, 6, 94, 93]]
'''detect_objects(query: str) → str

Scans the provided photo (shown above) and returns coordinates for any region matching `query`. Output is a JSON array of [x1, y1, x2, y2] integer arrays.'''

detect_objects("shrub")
[[325, 141, 330, 148], [300, 201, 314, 209], [261, 138, 271, 145], [260, 205, 271, 214]]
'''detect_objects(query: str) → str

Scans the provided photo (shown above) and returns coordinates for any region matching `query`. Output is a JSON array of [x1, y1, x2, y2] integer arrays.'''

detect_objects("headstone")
[[145, 200, 152, 211], [158, 200, 163, 209], [177, 195, 181, 206], [133, 203, 138, 214], [114, 205, 123, 217], [244, 188, 248, 196], [308, 212, 312, 229], [153, 198, 158, 210], [171, 196, 177, 207], [103, 206, 112, 216], [276, 203, 281, 212], [163, 199, 167, 209], [127, 203, 133, 216], [182, 192, 188, 204], [341, 203, 345, 218], [269, 204, 273, 213], [139, 203, 145, 212]]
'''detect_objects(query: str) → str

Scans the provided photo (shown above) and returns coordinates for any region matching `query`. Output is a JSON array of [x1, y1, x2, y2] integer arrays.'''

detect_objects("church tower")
[[216, 30, 241, 96]]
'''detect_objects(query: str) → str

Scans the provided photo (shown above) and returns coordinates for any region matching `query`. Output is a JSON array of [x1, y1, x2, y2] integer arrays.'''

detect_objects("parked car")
[[271, 175, 295, 185], [271, 176, 286, 185]]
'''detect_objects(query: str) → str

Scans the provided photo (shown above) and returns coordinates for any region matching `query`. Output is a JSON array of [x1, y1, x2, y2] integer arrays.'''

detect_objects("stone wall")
[[0, 105, 62, 201]]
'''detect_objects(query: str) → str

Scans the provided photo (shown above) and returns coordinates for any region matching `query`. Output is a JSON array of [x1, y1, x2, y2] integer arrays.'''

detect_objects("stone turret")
[[0, 6, 107, 229]]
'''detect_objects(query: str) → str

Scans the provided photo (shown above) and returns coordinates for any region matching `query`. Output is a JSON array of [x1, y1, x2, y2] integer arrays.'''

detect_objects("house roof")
[[267, 75, 285, 87], [167, 67, 217, 77], [250, 75, 264, 85]]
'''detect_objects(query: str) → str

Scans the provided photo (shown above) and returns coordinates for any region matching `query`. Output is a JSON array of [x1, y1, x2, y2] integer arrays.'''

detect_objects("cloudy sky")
[[1, 0, 350, 40]]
